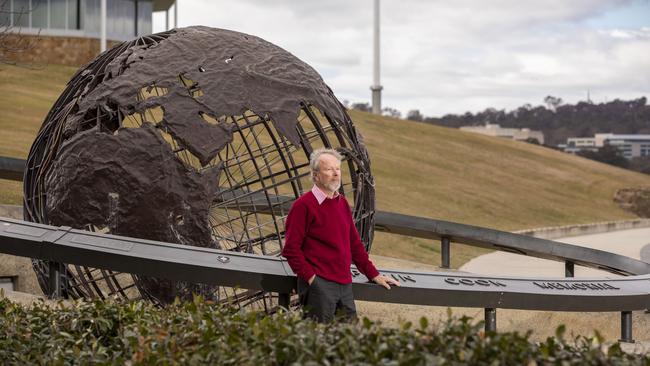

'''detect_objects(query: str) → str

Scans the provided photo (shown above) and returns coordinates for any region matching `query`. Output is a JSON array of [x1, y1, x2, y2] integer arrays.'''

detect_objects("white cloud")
[[158, 0, 650, 116]]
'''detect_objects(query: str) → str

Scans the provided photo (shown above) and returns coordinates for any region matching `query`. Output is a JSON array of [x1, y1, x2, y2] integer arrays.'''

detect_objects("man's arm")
[[347, 206, 400, 289], [281, 200, 316, 283]]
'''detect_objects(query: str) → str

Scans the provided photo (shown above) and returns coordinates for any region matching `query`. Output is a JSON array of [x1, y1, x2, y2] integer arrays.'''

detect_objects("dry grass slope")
[[349, 110, 650, 265], [1, 64, 650, 268]]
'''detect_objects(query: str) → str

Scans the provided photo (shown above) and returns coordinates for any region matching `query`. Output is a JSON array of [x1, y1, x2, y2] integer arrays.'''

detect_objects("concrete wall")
[[514, 219, 650, 240], [5, 34, 120, 67]]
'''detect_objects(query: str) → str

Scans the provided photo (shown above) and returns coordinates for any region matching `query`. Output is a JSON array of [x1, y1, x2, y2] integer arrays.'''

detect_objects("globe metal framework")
[[23, 26, 375, 309]]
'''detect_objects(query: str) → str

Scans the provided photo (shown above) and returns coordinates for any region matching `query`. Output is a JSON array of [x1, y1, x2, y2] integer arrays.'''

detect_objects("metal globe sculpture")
[[24, 26, 375, 309]]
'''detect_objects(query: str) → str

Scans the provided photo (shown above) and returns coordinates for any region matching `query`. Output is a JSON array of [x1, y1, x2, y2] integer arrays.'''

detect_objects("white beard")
[[324, 180, 341, 193]]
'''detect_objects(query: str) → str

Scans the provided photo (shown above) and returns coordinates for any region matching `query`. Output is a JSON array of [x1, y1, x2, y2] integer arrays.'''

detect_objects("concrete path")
[[460, 227, 650, 278]]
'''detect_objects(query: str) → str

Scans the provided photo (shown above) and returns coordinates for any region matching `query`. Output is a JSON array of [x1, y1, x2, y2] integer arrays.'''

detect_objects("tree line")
[[350, 96, 650, 174], [405, 96, 650, 147]]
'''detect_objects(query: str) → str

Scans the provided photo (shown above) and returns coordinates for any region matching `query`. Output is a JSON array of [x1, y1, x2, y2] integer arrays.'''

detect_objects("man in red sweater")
[[282, 148, 400, 322]]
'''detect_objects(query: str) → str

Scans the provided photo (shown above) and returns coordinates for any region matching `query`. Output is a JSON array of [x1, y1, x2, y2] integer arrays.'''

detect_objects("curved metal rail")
[[1, 216, 648, 311], [374, 211, 650, 276], [0, 157, 24, 182], [1, 216, 649, 342]]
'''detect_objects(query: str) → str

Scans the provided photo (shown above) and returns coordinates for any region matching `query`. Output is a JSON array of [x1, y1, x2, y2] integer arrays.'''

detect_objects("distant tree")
[[381, 107, 401, 119], [628, 156, 650, 175], [351, 102, 371, 112], [524, 137, 540, 145], [543, 95, 563, 112], [577, 145, 629, 169], [425, 96, 650, 147], [406, 109, 423, 122]]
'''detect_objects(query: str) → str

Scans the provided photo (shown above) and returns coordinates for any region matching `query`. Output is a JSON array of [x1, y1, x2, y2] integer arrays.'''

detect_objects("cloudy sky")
[[153, 0, 650, 117]]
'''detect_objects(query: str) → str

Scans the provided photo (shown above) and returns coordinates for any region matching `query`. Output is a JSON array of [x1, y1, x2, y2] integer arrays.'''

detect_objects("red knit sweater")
[[281, 191, 380, 284]]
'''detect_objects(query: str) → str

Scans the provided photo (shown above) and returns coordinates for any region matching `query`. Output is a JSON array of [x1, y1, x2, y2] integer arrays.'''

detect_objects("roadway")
[[461, 227, 650, 278]]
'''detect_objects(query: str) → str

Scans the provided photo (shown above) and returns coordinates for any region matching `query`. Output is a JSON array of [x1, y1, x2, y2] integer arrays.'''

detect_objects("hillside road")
[[460, 227, 650, 278]]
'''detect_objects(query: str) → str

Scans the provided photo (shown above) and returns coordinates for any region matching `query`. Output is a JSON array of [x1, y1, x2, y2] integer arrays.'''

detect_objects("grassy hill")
[[2, 64, 649, 268]]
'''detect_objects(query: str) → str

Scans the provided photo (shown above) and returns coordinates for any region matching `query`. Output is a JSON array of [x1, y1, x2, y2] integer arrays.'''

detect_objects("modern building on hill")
[[563, 133, 650, 159], [1, 0, 177, 65], [459, 124, 545, 145]]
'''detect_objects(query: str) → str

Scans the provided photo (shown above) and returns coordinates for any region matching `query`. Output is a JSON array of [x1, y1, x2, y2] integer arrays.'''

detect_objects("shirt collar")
[[311, 185, 339, 205]]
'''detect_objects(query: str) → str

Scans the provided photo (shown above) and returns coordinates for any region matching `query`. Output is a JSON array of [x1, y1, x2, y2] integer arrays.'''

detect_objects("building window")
[[7, 0, 80, 30], [13, 0, 30, 27], [51, 0, 66, 28]]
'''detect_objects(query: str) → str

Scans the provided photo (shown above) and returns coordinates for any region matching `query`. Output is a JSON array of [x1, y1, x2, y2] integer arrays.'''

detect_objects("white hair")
[[309, 148, 342, 183]]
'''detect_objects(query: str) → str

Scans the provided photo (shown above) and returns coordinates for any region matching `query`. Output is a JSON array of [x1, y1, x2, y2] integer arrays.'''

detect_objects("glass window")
[[51, 0, 67, 28], [107, 0, 135, 40], [13, 0, 29, 27], [0, 0, 9, 26], [137, 0, 152, 36], [84, 0, 100, 35], [68, 0, 79, 29], [32, 0, 48, 28]]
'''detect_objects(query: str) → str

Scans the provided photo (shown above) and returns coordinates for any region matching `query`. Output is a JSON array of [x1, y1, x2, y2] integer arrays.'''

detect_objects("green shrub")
[[0, 296, 646, 365]]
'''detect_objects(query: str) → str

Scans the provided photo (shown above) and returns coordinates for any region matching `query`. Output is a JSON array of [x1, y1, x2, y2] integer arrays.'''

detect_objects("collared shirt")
[[311, 185, 340, 205]]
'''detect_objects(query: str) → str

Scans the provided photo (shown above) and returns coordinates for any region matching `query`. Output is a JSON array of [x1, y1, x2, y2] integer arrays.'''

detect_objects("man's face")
[[314, 154, 341, 194]]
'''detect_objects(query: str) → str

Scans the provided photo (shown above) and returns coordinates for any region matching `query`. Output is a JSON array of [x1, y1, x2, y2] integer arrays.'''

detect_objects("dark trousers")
[[297, 275, 357, 323]]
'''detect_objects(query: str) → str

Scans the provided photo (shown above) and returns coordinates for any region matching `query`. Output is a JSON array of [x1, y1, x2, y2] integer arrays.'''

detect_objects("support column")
[[174, 0, 178, 28], [100, 0, 107, 52], [48, 261, 61, 299], [370, 0, 382, 114], [485, 308, 496, 332], [620, 311, 634, 343], [278, 293, 290, 309], [441, 236, 450, 269], [565, 261, 574, 277]]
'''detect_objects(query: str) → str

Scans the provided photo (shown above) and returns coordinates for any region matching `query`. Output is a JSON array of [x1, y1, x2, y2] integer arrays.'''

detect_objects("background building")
[[460, 124, 545, 145], [1, 0, 175, 65], [563, 133, 650, 159]]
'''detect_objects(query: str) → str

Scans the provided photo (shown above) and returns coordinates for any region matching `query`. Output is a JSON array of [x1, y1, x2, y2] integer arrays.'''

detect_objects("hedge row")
[[0, 296, 646, 365]]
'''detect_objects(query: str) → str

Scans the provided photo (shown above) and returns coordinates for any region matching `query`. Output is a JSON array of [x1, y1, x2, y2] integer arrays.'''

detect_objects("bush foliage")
[[0, 296, 646, 365]]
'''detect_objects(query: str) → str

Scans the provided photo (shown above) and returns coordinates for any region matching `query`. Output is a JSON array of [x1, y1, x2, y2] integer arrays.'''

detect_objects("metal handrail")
[[1, 217, 649, 315], [374, 211, 650, 276], [0, 157, 25, 182]]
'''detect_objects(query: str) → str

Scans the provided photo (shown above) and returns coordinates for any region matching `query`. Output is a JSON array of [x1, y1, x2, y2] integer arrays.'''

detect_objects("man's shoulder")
[[292, 191, 317, 208]]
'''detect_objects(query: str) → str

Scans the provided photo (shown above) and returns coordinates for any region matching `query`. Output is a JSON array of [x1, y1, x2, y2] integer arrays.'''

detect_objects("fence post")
[[278, 292, 290, 309], [484, 308, 496, 332], [48, 261, 61, 299], [441, 236, 451, 269], [565, 261, 574, 277], [620, 311, 634, 343]]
